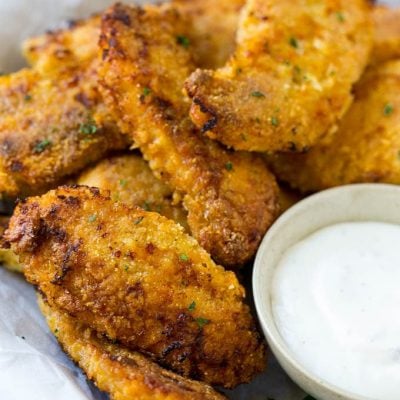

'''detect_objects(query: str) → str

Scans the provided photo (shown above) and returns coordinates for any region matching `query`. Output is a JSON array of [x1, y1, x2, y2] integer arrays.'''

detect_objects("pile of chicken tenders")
[[0, 0, 399, 398]]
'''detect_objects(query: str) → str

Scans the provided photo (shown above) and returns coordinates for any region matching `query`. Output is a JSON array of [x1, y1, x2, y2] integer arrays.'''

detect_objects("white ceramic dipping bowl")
[[253, 184, 400, 400]]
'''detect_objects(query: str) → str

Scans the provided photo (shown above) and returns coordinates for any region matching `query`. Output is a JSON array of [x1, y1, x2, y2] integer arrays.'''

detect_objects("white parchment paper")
[[0, 0, 398, 399]]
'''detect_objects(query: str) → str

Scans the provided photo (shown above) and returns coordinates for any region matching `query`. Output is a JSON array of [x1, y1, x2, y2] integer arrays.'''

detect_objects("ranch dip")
[[272, 222, 400, 400]]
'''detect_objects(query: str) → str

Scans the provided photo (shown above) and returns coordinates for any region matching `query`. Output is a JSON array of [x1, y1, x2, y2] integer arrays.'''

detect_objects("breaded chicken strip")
[[0, 68, 127, 198], [5, 186, 266, 388], [185, 0, 373, 152], [172, 0, 244, 69], [39, 298, 226, 400], [267, 60, 400, 192], [23, 16, 101, 75], [371, 6, 400, 65], [0, 216, 21, 273], [78, 153, 188, 230], [99, 3, 279, 268]]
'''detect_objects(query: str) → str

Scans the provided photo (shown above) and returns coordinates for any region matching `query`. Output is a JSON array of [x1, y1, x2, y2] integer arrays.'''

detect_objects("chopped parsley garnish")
[[79, 121, 98, 135], [179, 253, 189, 262], [21, 336, 26, 340], [143, 87, 151, 96], [270, 116, 280, 127], [134, 216, 144, 225], [336, 11, 345, 22], [119, 179, 128, 187], [24, 94, 32, 102], [33, 139, 52, 153], [251, 91, 265, 98], [54, 328, 59, 335], [124, 264, 129, 272], [188, 301, 196, 312], [195, 317, 210, 328], [384, 103, 394, 116], [88, 214, 97, 222], [225, 161, 233, 171], [289, 37, 299, 49], [240, 133, 247, 141], [142, 201, 151, 211], [176, 35, 190, 48]]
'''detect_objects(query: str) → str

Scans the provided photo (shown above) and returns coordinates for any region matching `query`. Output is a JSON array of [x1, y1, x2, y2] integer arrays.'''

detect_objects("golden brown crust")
[[172, 0, 244, 69], [185, 0, 373, 152], [0, 216, 22, 273], [371, 6, 400, 65], [78, 153, 188, 230], [98, 3, 279, 268], [268, 60, 400, 192], [5, 186, 266, 388], [39, 298, 226, 400], [0, 68, 128, 198]]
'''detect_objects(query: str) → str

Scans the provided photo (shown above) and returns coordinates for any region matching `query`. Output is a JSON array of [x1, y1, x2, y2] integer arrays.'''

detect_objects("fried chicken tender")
[[0, 216, 22, 273], [99, 3, 279, 268], [172, 0, 244, 69], [185, 0, 373, 153], [23, 16, 101, 75], [0, 67, 127, 198], [78, 153, 188, 230], [371, 6, 400, 65], [39, 298, 226, 400], [5, 186, 266, 388], [268, 60, 400, 192]]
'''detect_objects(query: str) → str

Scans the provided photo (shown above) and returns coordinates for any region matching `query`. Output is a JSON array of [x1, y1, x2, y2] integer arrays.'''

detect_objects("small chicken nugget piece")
[[371, 6, 400, 65], [268, 60, 400, 192], [185, 0, 373, 152], [78, 153, 188, 230], [0, 216, 22, 273], [99, 3, 279, 268], [0, 68, 127, 198], [5, 186, 266, 388], [172, 0, 244, 69], [39, 298, 226, 400]]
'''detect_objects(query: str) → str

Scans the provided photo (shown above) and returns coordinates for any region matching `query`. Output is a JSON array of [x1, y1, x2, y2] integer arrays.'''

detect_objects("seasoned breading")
[[23, 16, 101, 75], [185, 0, 373, 152], [99, 3, 279, 268], [267, 60, 400, 192], [371, 6, 400, 64], [0, 67, 127, 198], [0, 216, 21, 273], [172, 0, 244, 69], [5, 186, 266, 388], [39, 298, 226, 400], [78, 153, 188, 230]]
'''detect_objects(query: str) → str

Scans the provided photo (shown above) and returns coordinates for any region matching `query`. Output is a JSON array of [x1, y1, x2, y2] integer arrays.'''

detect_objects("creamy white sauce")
[[272, 222, 400, 400]]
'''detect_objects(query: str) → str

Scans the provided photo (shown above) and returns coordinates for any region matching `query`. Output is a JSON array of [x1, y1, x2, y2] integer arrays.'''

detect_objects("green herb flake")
[[119, 179, 128, 188], [289, 37, 299, 49], [24, 94, 32, 102], [225, 161, 233, 171], [251, 91, 265, 98], [21, 336, 26, 340], [195, 317, 210, 328], [176, 35, 190, 48], [134, 216, 144, 225], [270, 116, 280, 127], [188, 301, 196, 312], [124, 264, 129, 272], [384, 103, 394, 116], [54, 328, 59, 335], [336, 11, 345, 22], [179, 253, 189, 262], [240, 133, 247, 141], [79, 121, 98, 135], [33, 139, 52, 154], [88, 214, 97, 223], [143, 87, 151, 96], [142, 201, 151, 211]]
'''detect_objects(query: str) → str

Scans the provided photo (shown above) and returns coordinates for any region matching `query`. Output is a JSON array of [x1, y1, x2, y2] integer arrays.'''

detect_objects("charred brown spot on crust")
[[126, 282, 144, 298], [146, 242, 155, 254], [193, 98, 218, 133], [74, 92, 93, 108], [161, 341, 182, 358], [52, 239, 81, 284], [109, 5, 131, 26], [10, 160, 24, 172]]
